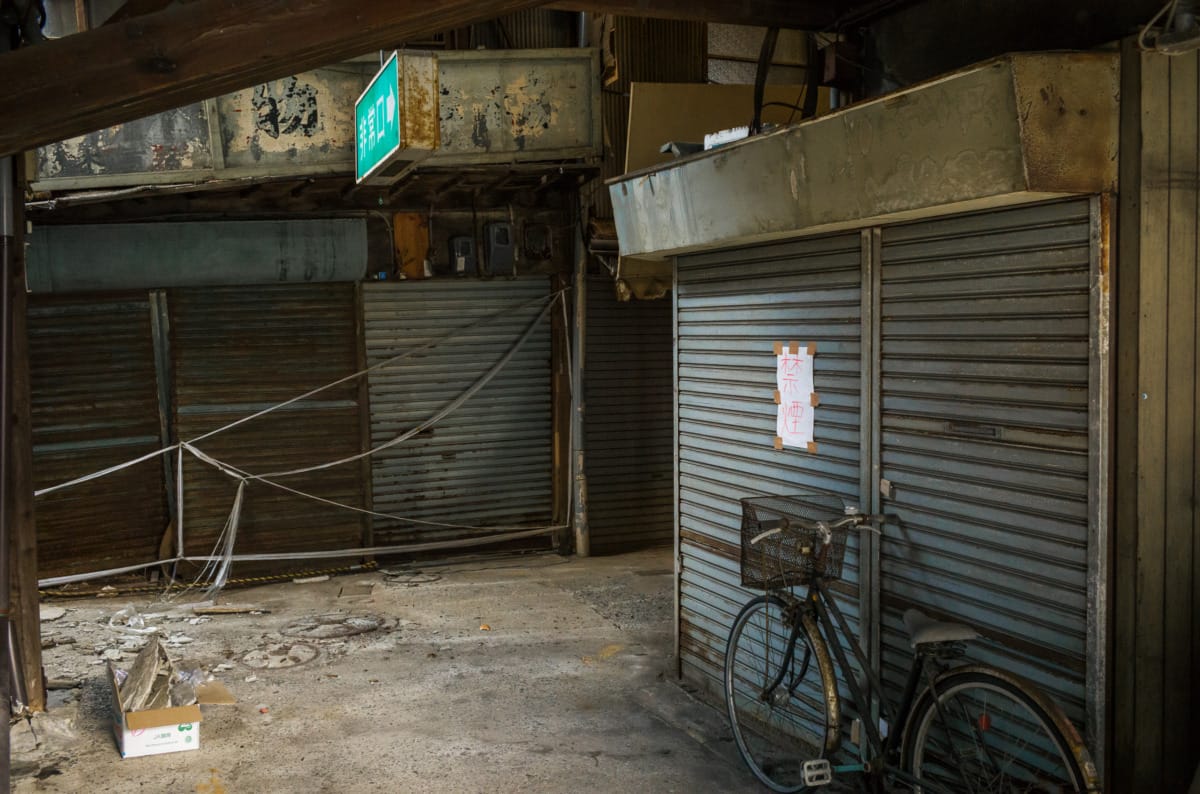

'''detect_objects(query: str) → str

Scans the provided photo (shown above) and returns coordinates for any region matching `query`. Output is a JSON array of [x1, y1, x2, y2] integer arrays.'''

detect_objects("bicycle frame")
[[791, 576, 959, 794]]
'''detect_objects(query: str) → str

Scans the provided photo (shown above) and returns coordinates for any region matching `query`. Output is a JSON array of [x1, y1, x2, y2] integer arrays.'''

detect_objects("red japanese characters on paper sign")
[[776, 344, 815, 449]]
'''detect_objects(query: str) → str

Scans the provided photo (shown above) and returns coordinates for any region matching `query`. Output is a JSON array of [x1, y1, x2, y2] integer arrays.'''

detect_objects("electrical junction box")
[[484, 222, 516, 276], [449, 236, 477, 276]]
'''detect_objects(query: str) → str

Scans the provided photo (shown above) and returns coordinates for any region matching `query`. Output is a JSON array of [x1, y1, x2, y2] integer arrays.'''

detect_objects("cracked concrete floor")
[[11, 548, 762, 793]]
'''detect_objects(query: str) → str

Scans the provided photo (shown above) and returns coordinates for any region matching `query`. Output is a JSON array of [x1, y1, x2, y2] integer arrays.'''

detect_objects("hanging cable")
[[751, 26, 780, 135]]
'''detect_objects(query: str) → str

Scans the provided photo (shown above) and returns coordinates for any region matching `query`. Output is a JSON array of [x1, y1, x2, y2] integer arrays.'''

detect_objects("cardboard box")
[[107, 663, 235, 758]]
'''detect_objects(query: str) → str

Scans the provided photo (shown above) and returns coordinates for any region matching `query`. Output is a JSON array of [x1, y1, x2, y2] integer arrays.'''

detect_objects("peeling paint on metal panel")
[[219, 67, 367, 168], [36, 103, 211, 179], [437, 51, 592, 156]]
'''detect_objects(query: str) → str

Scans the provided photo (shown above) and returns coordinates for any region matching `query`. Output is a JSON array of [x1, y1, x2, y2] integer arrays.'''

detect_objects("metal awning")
[[608, 52, 1118, 260]]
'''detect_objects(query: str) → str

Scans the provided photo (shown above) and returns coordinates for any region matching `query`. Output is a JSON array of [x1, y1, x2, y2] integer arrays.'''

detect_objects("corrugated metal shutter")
[[363, 279, 553, 543], [585, 277, 673, 552], [28, 294, 168, 578], [675, 233, 865, 719], [877, 199, 1094, 727], [170, 285, 366, 569]]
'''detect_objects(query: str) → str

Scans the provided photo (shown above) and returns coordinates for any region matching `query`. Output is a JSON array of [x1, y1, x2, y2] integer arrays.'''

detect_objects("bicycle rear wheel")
[[724, 595, 835, 793], [902, 667, 1090, 793]]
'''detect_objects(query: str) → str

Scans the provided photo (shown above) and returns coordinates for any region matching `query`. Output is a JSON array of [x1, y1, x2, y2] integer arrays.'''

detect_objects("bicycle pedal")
[[802, 759, 833, 786]]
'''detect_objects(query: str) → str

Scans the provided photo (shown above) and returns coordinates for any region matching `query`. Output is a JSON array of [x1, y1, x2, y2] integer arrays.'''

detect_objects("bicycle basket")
[[739, 493, 852, 589]]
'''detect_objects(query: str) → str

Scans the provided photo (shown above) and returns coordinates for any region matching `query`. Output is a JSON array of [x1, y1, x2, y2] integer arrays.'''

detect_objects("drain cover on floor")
[[280, 614, 384, 639], [242, 642, 319, 669]]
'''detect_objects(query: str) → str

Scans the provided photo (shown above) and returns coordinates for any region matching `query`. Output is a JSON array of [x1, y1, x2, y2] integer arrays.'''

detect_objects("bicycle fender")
[[801, 611, 841, 755], [904, 664, 1101, 792]]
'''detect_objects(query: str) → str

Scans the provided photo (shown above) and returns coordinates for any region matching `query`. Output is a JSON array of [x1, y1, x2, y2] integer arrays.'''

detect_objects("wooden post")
[[7, 155, 44, 714]]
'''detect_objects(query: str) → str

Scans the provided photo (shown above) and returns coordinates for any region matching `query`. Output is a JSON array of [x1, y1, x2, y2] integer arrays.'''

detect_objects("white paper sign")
[[776, 347, 815, 448]]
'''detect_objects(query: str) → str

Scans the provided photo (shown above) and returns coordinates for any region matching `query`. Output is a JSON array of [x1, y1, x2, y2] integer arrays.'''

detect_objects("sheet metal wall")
[[675, 233, 866, 729], [876, 199, 1095, 734], [28, 294, 167, 578], [363, 280, 554, 543], [592, 17, 707, 217], [171, 285, 366, 569], [584, 277, 673, 552]]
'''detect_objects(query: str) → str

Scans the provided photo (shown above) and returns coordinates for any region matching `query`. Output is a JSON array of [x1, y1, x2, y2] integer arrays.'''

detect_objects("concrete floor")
[[10, 548, 763, 793]]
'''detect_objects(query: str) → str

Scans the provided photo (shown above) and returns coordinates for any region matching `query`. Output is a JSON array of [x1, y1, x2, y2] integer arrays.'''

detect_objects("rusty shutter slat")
[[584, 277, 673, 552], [29, 294, 167, 578], [363, 279, 553, 545], [170, 284, 366, 572]]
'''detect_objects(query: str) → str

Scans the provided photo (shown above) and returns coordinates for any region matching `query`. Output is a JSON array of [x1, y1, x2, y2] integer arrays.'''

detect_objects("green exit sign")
[[355, 52, 401, 183]]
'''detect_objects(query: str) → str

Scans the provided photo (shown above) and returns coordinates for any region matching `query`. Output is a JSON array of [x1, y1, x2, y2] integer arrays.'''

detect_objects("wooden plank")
[[547, 0, 839, 27], [1194, 47, 1200, 794], [0, 0, 544, 157], [1134, 49, 1171, 793], [1111, 39, 1143, 791], [1163, 50, 1198, 794], [6, 156, 44, 713]]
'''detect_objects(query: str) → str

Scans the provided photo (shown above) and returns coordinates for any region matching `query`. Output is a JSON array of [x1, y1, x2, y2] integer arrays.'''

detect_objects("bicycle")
[[723, 493, 1101, 793]]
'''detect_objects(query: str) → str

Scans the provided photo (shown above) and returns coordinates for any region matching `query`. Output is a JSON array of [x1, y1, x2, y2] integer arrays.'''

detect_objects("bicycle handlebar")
[[749, 512, 890, 546]]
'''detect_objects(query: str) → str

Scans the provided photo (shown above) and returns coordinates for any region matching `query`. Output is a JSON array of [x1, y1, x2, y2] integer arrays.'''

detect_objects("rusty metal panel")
[[28, 294, 168, 578], [170, 285, 366, 573], [362, 279, 553, 545], [584, 277, 673, 552], [876, 199, 1094, 734], [433, 49, 600, 161], [217, 67, 371, 170], [398, 53, 441, 154], [675, 233, 865, 734]]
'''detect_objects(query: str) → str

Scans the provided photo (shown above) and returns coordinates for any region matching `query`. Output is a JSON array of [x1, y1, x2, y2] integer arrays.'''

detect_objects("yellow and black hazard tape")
[[39, 560, 379, 599]]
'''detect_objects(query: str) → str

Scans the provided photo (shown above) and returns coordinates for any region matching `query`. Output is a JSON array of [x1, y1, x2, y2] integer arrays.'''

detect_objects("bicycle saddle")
[[902, 609, 979, 648]]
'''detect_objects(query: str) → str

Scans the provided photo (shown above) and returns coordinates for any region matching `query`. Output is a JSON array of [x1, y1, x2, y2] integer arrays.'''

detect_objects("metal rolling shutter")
[[675, 232, 865, 713], [584, 277, 673, 553], [171, 285, 366, 568], [28, 294, 167, 578], [877, 199, 1094, 727], [363, 280, 553, 543]]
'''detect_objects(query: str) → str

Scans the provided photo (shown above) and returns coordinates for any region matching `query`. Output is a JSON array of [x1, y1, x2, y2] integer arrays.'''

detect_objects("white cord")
[[1139, 0, 1200, 54]]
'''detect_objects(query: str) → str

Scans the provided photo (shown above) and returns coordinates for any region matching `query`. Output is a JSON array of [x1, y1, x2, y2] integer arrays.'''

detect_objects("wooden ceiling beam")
[[0, 0, 544, 157], [545, 0, 841, 28]]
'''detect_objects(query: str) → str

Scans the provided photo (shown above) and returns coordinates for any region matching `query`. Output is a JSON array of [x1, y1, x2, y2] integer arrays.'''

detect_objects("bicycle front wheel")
[[902, 667, 1089, 793], [724, 595, 836, 793]]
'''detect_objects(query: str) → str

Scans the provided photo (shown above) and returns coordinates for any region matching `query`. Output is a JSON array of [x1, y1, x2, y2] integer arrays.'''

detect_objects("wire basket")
[[740, 493, 852, 590]]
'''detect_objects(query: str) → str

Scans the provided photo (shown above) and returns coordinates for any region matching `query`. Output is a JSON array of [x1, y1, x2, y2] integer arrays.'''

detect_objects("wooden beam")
[[0, 0, 545, 158], [546, 0, 841, 28]]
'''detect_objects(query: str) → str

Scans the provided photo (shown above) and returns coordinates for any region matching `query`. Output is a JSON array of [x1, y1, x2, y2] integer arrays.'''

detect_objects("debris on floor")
[[192, 603, 267, 615], [108, 637, 236, 758], [40, 605, 68, 622]]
